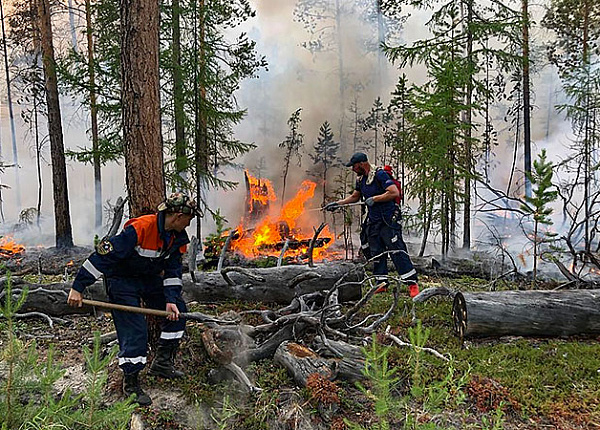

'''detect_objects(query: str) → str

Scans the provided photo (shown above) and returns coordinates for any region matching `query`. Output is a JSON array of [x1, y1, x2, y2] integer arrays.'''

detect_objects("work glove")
[[365, 197, 375, 207], [323, 202, 340, 212]]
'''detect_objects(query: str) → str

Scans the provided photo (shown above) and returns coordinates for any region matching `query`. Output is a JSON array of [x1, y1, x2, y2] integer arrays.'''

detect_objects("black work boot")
[[123, 372, 152, 406], [148, 341, 184, 379]]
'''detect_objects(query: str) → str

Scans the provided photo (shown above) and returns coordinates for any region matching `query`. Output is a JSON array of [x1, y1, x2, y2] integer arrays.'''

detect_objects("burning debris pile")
[[220, 171, 336, 264], [0, 236, 25, 259]]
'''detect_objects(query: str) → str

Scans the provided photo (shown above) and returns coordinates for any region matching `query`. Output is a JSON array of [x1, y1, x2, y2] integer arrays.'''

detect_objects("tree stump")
[[274, 342, 336, 386], [313, 338, 365, 382], [452, 290, 600, 340]]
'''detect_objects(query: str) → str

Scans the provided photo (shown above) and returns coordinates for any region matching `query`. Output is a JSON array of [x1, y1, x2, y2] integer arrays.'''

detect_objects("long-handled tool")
[[81, 299, 237, 324], [308, 201, 365, 211]]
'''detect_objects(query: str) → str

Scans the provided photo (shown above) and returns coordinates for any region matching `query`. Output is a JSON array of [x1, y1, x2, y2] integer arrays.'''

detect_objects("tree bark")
[[522, 0, 532, 198], [194, 0, 208, 239], [121, 0, 165, 216], [452, 290, 600, 339], [274, 342, 336, 386], [172, 0, 186, 181], [37, 0, 74, 248], [85, 0, 102, 229]]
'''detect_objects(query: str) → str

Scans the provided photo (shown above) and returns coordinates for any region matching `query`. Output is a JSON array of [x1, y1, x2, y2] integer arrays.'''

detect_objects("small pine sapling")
[[520, 149, 558, 287]]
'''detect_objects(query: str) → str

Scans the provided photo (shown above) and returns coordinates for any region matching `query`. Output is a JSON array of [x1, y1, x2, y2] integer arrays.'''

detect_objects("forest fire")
[[230, 172, 334, 261], [0, 236, 25, 258]]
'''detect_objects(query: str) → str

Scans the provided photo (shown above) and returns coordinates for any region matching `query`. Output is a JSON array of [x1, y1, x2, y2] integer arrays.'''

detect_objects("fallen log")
[[400, 254, 515, 281], [274, 342, 336, 386], [452, 289, 600, 340], [185, 261, 362, 304], [6, 262, 362, 316]]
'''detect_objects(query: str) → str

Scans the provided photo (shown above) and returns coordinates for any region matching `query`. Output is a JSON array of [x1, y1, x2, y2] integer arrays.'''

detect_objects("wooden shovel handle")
[[82, 299, 174, 318]]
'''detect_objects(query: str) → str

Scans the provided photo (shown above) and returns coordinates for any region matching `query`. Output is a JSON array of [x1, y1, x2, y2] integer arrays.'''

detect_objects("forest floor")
[[2, 272, 600, 429]]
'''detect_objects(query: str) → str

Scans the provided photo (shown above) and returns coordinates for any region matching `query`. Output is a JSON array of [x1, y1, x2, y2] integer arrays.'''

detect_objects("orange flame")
[[0, 236, 25, 258], [246, 171, 277, 213], [231, 174, 335, 261]]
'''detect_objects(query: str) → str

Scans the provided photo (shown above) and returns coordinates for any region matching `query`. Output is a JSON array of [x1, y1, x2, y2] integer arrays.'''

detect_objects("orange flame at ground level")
[[0, 236, 25, 257], [231, 176, 335, 261]]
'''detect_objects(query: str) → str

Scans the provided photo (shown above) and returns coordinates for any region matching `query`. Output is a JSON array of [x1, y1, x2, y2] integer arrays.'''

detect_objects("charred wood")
[[105, 196, 127, 239], [313, 338, 365, 382], [274, 341, 336, 386], [308, 222, 328, 268]]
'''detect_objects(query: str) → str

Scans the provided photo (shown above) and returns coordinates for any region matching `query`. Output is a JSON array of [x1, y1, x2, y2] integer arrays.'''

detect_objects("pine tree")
[[542, 0, 600, 254], [383, 0, 522, 253], [362, 97, 386, 166], [279, 108, 304, 205], [520, 149, 558, 287], [309, 121, 340, 206], [56, 0, 266, 228], [387, 74, 412, 206]]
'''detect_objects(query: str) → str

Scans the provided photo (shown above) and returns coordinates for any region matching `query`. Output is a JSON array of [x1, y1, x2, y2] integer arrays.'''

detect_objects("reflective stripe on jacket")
[[72, 212, 189, 303]]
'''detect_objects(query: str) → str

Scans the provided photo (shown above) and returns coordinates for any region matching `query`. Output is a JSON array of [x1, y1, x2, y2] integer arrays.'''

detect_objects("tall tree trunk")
[[374, 112, 379, 165], [34, 97, 42, 226], [582, 0, 591, 253], [334, 0, 346, 142], [85, 0, 102, 229], [172, 0, 186, 183], [194, 0, 208, 240], [1, 0, 21, 211], [419, 193, 432, 257], [375, 0, 385, 92], [120, 0, 164, 217], [37, 0, 74, 248], [522, 0, 532, 198], [67, 0, 78, 52], [462, 0, 473, 250]]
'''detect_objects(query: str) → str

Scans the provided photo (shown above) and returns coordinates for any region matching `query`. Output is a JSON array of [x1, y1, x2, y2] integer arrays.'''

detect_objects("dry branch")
[[384, 326, 450, 362]]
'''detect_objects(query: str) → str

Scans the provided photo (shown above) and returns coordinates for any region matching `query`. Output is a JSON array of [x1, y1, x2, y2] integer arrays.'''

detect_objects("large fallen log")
[[5, 262, 363, 316], [186, 261, 363, 304], [452, 289, 600, 340], [409, 255, 515, 281]]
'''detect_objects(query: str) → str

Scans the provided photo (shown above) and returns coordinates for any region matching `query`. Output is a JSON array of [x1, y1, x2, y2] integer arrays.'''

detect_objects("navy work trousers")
[[106, 276, 187, 374], [363, 218, 417, 283]]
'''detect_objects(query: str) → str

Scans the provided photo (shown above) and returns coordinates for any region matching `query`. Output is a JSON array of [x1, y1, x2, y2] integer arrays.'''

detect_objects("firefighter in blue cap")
[[67, 192, 197, 406], [324, 152, 419, 297]]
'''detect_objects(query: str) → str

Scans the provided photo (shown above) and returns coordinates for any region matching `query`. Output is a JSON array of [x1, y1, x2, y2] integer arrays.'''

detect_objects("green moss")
[[354, 274, 600, 425]]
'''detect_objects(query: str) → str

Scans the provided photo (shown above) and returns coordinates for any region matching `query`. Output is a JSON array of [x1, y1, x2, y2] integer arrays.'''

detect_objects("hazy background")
[[0, 0, 572, 256]]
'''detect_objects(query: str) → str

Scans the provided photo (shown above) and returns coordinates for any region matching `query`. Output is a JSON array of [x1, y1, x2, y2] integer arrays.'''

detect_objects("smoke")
[[0, 0, 589, 270]]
